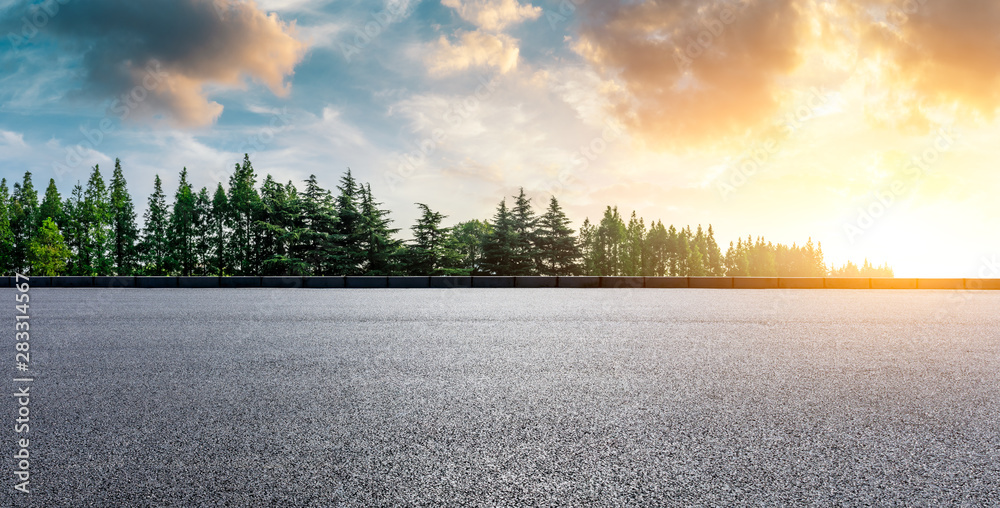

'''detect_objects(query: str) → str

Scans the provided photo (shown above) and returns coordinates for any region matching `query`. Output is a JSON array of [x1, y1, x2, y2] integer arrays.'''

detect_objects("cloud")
[[11, 0, 306, 127], [441, 0, 542, 31], [428, 0, 539, 76], [427, 31, 521, 75], [858, 0, 1000, 123], [574, 0, 809, 150]]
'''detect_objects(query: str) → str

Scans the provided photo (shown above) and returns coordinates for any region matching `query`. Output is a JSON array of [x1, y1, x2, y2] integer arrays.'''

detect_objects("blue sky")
[[3, 0, 1000, 276]]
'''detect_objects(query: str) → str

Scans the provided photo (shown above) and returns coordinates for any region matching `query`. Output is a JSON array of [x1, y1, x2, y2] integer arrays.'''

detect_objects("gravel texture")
[[2, 288, 999, 506]]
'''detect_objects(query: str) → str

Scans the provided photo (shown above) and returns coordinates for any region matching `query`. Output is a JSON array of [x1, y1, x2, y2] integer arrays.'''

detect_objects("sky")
[[1, 0, 999, 277]]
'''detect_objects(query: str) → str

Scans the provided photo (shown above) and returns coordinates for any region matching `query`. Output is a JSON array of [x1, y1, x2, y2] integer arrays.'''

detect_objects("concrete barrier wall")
[[779, 278, 825, 289], [871, 278, 917, 290], [15, 276, 1000, 289], [345, 276, 388, 288], [262, 277, 305, 288], [0, 276, 10, 288], [389, 276, 430, 288], [690, 277, 733, 289], [735, 277, 779, 289], [473, 276, 515, 288], [94, 276, 136, 288], [558, 277, 601, 288], [601, 277, 644, 288], [303, 277, 345, 288], [644, 277, 687, 288], [430, 277, 472, 288]]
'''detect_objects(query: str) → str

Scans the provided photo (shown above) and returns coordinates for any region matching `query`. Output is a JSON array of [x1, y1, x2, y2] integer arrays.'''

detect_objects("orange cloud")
[[575, 0, 808, 150], [27, 0, 307, 127]]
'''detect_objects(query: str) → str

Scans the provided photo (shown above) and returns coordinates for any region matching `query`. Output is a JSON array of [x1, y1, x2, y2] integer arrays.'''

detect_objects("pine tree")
[[141, 175, 171, 275], [705, 225, 725, 276], [509, 188, 538, 275], [578, 217, 596, 275], [405, 203, 459, 275], [481, 199, 516, 275], [330, 169, 366, 275], [209, 183, 229, 276], [595, 206, 626, 275], [9, 172, 38, 273], [167, 168, 198, 275], [227, 155, 262, 275], [192, 187, 213, 275], [28, 218, 71, 276], [0, 179, 14, 274], [82, 165, 113, 275], [109, 159, 140, 275], [297, 175, 336, 275], [360, 183, 401, 275], [535, 196, 580, 275], [61, 184, 86, 275], [38, 178, 63, 228], [623, 211, 644, 276]]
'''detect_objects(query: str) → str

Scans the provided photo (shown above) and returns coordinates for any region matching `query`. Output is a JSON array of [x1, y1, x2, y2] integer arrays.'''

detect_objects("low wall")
[[3, 276, 999, 289]]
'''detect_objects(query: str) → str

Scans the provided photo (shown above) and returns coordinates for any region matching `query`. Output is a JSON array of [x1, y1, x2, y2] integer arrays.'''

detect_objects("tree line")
[[0, 155, 891, 277]]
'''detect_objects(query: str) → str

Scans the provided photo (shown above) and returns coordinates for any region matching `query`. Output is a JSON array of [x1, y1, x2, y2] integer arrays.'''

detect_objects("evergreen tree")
[[705, 225, 725, 276], [109, 159, 140, 275], [509, 188, 538, 275], [405, 203, 460, 275], [330, 169, 366, 275], [38, 178, 63, 228], [81, 165, 113, 275], [594, 206, 626, 275], [259, 177, 308, 276], [9, 172, 38, 273], [481, 199, 516, 275], [297, 175, 336, 275], [623, 211, 644, 276], [578, 217, 596, 275], [360, 183, 401, 275], [141, 175, 171, 275], [168, 168, 198, 275], [0, 179, 14, 274], [192, 187, 213, 275], [644, 220, 669, 276], [209, 183, 229, 276], [535, 196, 580, 275], [61, 184, 86, 275], [28, 218, 71, 276], [227, 155, 262, 275]]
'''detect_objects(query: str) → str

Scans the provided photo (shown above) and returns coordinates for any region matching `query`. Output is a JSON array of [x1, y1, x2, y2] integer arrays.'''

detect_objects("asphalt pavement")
[[2, 288, 998, 506]]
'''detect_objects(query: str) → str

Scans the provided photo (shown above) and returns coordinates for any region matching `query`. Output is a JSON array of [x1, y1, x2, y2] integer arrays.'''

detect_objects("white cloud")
[[441, 0, 542, 31]]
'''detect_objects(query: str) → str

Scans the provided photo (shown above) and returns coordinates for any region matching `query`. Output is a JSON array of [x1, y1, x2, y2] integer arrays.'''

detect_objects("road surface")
[[2, 288, 998, 506]]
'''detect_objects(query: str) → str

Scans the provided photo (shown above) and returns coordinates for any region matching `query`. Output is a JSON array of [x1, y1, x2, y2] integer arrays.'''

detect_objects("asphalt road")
[[2, 288, 998, 506]]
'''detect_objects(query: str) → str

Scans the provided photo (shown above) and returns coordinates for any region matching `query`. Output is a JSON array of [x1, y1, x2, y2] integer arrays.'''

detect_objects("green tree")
[[0, 179, 14, 273], [109, 159, 140, 275], [450, 219, 492, 275], [227, 155, 263, 275], [61, 184, 86, 275], [330, 169, 366, 275], [297, 175, 336, 275], [509, 188, 538, 275], [535, 196, 580, 275], [38, 178, 63, 228], [405, 203, 460, 275], [9, 172, 39, 273], [360, 183, 401, 275], [481, 199, 516, 275], [208, 183, 229, 276], [28, 218, 71, 276], [141, 175, 171, 275], [168, 168, 198, 275], [594, 206, 626, 276], [81, 165, 113, 275]]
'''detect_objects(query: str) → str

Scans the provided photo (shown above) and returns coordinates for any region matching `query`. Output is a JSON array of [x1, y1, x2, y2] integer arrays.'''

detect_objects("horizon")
[[2, 0, 999, 277]]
